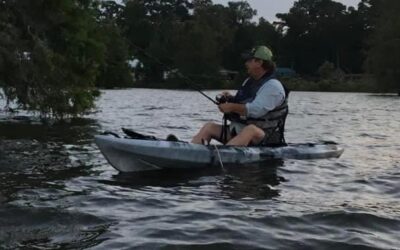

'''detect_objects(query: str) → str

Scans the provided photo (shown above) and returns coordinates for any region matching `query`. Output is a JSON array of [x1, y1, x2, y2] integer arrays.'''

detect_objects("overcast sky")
[[213, 0, 362, 21]]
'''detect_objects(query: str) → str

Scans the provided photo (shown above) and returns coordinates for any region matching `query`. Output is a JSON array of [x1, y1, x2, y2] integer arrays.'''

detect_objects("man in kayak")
[[191, 45, 289, 146]]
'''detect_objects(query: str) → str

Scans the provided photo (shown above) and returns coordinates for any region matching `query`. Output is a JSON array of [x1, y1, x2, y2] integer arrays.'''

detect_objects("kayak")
[[95, 134, 344, 172]]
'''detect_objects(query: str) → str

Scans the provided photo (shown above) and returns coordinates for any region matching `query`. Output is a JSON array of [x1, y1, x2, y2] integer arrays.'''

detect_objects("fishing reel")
[[215, 94, 234, 104]]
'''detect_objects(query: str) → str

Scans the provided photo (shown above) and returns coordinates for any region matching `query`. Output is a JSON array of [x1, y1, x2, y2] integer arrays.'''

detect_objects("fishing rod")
[[175, 72, 219, 105], [130, 43, 219, 105]]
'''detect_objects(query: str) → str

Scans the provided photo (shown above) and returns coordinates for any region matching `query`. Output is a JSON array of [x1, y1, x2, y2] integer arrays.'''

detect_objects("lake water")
[[0, 89, 399, 249]]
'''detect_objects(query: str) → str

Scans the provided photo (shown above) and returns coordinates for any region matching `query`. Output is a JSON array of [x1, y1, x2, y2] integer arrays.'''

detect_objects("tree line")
[[0, 0, 399, 118]]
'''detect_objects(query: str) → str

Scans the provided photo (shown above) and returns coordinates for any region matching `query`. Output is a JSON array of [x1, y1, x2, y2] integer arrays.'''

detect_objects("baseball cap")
[[241, 46, 273, 61]]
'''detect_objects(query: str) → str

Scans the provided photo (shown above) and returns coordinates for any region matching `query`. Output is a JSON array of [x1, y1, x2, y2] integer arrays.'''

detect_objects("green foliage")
[[120, 0, 264, 88], [173, 3, 236, 88], [96, 1, 134, 88], [1, 0, 398, 120], [366, 0, 400, 93], [284, 76, 378, 92], [120, 0, 192, 83], [276, 0, 369, 75], [174, 21, 220, 88], [0, 0, 105, 118], [96, 22, 133, 89], [318, 61, 335, 79], [227, 1, 257, 25]]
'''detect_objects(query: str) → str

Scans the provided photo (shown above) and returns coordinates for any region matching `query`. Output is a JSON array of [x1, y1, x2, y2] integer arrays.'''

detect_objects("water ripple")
[[1, 90, 399, 249]]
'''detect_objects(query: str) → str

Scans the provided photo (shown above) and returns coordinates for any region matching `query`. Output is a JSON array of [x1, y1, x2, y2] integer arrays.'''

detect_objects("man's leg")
[[191, 122, 230, 144], [226, 124, 265, 146]]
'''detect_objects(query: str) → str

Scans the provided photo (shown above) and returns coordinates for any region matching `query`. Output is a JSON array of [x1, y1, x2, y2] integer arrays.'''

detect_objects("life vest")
[[228, 73, 289, 145]]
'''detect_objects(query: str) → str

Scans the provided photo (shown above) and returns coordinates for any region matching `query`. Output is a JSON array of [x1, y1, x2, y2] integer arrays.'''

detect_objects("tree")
[[96, 1, 134, 88], [0, 0, 105, 118], [276, 0, 366, 75], [366, 0, 400, 93], [0, 1, 22, 107], [120, 0, 192, 83], [227, 1, 257, 25], [222, 18, 279, 73], [192, 0, 212, 10]]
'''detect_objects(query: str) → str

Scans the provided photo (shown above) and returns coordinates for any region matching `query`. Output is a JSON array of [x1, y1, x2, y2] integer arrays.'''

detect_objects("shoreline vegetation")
[[1, 0, 399, 119], [125, 75, 383, 94], [281, 76, 380, 93]]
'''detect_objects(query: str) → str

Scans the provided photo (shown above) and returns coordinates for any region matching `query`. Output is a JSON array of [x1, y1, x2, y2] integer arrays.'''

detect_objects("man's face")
[[245, 58, 262, 76]]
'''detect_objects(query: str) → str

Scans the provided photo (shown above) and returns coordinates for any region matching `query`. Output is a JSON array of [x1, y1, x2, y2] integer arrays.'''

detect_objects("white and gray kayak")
[[95, 135, 344, 172]]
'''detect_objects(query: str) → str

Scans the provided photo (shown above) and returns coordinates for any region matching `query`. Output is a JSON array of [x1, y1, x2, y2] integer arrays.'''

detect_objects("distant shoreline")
[[100, 78, 399, 94]]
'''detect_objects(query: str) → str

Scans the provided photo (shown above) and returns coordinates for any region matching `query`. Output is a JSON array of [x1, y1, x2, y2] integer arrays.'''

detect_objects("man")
[[191, 45, 289, 146]]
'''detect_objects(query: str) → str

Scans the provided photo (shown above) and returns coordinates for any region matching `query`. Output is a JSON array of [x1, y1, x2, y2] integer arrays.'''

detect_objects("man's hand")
[[218, 103, 247, 116], [221, 91, 232, 97], [216, 91, 234, 104], [218, 103, 233, 113]]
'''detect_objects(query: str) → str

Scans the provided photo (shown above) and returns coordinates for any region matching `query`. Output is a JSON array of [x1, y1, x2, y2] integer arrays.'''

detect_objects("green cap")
[[241, 46, 273, 61]]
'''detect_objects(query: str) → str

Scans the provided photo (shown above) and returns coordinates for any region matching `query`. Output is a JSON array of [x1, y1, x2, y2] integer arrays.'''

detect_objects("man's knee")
[[243, 125, 265, 139], [202, 122, 219, 132]]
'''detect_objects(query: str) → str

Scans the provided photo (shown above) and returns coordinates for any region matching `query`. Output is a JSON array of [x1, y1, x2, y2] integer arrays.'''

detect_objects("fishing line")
[[213, 144, 226, 171], [130, 43, 218, 105]]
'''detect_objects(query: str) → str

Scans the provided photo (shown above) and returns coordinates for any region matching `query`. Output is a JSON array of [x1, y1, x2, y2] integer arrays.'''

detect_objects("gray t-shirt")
[[230, 79, 286, 134], [245, 79, 286, 118]]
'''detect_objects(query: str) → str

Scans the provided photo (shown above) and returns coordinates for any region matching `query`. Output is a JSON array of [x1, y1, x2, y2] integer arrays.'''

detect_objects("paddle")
[[122, 128, 158, 140], [122, 128, 182, 142]]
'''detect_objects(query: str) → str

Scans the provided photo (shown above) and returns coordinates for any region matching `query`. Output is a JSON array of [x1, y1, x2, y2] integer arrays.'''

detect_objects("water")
[[0, 89, 399, 249]]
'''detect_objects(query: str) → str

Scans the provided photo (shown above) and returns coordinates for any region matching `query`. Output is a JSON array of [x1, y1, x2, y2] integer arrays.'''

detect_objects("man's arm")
[[218, 103, 247, 116], [219, 80, 285, 118], [245, 80, 285, 118]]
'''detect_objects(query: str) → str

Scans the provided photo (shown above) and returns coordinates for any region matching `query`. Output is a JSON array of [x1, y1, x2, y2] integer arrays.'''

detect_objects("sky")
[[213, 0, 362, 22]]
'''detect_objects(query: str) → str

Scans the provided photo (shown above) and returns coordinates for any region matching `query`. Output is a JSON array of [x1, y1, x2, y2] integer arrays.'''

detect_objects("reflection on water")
[[219, 162, 284, 200], [0, 205, 110, 249], [0, 90, 399, 249], [105, 160, 284, 200], [0, 117, 99, 143]]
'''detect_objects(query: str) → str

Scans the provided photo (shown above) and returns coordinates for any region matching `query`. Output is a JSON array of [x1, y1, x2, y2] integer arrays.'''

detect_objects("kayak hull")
[[95, 135, 344, 172]]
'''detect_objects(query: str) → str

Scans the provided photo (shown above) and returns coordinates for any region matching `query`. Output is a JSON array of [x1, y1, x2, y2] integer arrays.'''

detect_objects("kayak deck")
[[95, 135, 344, 172]]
